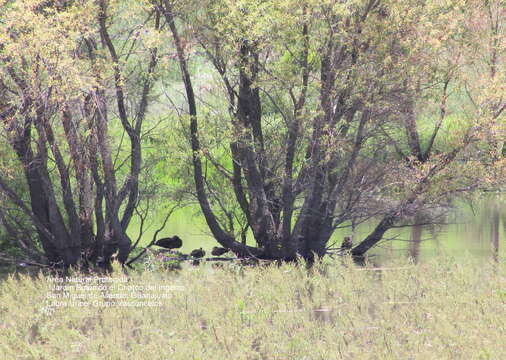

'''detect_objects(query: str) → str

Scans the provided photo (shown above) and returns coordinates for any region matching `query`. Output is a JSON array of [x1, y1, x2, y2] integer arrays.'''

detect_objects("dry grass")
[[0, 256, 505, 359]]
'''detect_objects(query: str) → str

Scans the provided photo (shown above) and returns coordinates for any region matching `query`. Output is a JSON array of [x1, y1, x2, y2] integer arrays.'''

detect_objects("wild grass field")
[[0, 256, 505, 360]]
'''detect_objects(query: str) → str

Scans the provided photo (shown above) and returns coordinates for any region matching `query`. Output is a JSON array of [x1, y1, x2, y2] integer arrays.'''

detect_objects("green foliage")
[[2, 0, 506, 261]]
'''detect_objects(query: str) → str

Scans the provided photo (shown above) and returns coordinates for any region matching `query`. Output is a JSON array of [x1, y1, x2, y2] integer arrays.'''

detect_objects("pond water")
[[128, 195, 506, 264], [354, 196, 506, 265]]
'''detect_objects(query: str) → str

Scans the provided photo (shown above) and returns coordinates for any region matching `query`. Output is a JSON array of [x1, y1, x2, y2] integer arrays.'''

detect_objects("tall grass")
[[0, 256, 505, 359]]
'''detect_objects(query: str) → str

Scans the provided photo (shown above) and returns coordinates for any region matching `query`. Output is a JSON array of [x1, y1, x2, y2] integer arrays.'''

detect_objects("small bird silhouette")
[[155, 236, 183, 249], [340, 236, 353, 251], [190, 248, 205, 258], [211, 246, 229, 256]]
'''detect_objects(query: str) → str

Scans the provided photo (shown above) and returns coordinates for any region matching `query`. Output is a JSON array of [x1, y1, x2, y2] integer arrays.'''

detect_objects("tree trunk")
[[351, 214, 396, 256]]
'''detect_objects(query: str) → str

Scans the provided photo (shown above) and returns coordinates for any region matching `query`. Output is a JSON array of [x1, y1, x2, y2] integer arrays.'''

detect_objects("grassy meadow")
[[0, 256, 505, 359]]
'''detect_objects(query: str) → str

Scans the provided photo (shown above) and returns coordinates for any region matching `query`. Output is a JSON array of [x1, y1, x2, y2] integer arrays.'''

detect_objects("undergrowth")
[[0, 256, 505, 359]]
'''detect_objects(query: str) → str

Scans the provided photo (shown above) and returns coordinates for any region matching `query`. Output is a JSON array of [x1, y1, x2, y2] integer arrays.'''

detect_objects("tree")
[[163, 0, 498, 261], [1, 0, 503, 269], [0, 0, 162, 269]]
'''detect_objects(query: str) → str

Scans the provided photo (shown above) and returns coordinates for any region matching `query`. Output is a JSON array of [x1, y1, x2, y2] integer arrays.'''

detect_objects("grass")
[[0, 256, 505, 359]]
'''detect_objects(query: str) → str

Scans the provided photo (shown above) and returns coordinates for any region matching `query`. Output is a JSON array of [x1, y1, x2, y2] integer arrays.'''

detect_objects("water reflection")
[[492, 204, 500, 263], [130, 196, 506, 265], [409, 223, 422, 264], [366, 195, 505, 264]]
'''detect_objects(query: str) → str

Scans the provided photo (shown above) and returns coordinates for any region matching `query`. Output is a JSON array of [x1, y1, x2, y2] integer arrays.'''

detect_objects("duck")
[[190, 248, 205, 258], [211, 246, 229, 256], [155, 236, 183, 249]]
